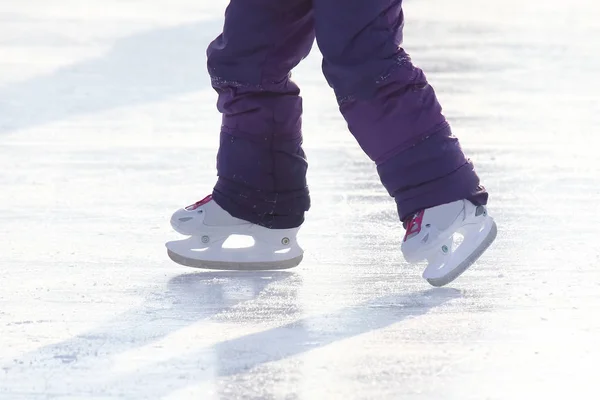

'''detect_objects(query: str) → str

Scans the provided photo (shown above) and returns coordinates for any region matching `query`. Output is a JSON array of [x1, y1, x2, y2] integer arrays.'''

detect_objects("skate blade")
[[167, 249, 303, 271], [425, 220, 497, 287]]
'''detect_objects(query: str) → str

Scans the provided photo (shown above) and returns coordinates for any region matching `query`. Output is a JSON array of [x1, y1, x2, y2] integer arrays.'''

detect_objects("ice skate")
[[166, 195, 303, 270], [401, 199, 497, 287]]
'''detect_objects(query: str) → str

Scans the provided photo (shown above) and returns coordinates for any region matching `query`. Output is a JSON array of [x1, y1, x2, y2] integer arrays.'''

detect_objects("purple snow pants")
[[207, 0, 488, 229]]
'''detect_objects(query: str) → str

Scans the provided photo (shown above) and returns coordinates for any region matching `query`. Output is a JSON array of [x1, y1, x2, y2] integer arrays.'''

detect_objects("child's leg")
[[207, 0, 314, 229], [313, 0, 488, 222]]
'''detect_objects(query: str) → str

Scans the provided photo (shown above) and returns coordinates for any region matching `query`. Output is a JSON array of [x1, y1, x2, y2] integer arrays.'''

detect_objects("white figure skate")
[[166, 195, 303, 270], [401, 199, 497, 287]]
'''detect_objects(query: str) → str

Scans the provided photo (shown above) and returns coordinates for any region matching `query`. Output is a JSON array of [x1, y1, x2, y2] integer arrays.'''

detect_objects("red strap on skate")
[[185, 195, 212, 211], [404, 210, 424, 242]]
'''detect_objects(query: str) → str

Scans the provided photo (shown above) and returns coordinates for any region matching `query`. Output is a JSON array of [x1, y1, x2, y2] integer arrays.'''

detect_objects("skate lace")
[[403, 210, 424, 242], [185, 194, 213, 211]]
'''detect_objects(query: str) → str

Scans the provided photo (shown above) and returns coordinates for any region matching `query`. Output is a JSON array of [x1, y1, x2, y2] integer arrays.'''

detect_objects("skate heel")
[[423, 213, 497, 286]]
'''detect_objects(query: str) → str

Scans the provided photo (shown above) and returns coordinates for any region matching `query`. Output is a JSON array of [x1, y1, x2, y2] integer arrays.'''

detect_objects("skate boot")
[[401, 199, 497, 287], [165, 195, 303, 270]]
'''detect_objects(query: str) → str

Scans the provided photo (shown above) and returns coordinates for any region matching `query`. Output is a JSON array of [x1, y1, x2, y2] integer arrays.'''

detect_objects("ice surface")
[[1, 0, 600, 399]]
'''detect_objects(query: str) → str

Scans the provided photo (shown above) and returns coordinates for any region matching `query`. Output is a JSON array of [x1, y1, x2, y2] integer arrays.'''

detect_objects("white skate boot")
[[166, 195, 304, 270], [401, 199, 497, 287]]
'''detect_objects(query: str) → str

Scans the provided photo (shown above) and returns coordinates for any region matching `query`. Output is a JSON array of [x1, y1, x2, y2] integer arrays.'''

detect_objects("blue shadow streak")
[[0, 20, 222, 134]]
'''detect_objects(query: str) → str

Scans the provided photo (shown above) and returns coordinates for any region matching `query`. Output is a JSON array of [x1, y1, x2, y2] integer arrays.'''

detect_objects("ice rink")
[[1, 0, 600, 398]]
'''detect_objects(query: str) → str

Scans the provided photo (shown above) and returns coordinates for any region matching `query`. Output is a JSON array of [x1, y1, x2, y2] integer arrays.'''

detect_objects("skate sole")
[[426, 220, 498, 287], [167, 249, 303, 271]]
